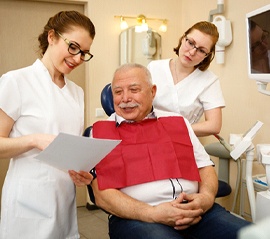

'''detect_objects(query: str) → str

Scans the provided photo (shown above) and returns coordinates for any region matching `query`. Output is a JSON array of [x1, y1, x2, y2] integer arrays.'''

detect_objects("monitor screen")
[[246, 4, 270, 83]]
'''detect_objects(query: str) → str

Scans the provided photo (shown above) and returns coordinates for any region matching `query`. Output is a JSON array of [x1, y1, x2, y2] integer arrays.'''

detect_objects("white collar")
[[115, 107, 156, 125]]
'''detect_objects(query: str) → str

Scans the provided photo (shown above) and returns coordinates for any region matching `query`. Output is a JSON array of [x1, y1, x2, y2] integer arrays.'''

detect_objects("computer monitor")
[[246, 4, 270, 84]]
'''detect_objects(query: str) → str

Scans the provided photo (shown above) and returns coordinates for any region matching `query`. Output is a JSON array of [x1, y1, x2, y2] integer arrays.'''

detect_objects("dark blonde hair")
[[173, 21, 219, 71], [38, 11, 95, 57]]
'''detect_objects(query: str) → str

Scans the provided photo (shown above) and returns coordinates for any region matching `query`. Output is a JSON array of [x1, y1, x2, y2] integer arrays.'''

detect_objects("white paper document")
[[35, 133, 121, 172]]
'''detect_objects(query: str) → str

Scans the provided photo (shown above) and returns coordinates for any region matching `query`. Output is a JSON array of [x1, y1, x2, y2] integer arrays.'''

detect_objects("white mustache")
[[118, 102, 140, 108]]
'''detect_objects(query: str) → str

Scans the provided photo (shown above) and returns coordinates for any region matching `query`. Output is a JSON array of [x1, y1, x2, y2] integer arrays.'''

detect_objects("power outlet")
[[95, 108, 105, 118]]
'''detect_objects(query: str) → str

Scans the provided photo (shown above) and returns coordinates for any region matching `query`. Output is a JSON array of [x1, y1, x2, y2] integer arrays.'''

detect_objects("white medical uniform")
[[147, 59, 225, 124], [0, 59, 84, 239]]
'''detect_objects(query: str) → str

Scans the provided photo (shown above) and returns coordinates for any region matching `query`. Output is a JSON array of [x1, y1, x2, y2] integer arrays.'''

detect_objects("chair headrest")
[[100, 83, 115, 116]]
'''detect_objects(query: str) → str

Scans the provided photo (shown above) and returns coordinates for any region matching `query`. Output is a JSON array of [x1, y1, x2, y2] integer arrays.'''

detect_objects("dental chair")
[[100, 83, 114, 117], [204, 139, 241, 213], [83, 83, 114, 206], [84, 83, 239, 206]]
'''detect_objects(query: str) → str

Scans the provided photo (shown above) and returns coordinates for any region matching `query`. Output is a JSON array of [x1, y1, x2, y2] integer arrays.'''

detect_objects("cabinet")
[[240, 158, 267, 221], [240, 174, 268, 221]]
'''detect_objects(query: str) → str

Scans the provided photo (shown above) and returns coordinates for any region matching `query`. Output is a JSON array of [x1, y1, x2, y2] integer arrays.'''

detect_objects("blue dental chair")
[[100, 83, 115, 117], [84, 83, 236, 205], [83, 83, 114, 207], [204, 142, 232, 198]]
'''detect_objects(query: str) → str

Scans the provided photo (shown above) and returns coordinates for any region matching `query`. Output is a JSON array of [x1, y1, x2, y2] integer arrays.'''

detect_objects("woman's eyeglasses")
[[185, 36, 210, 57], [56, 31, 93, 62]]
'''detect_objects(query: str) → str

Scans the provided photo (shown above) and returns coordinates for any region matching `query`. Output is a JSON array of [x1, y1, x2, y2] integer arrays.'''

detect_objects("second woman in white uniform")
[[148, 21, 225, 137]]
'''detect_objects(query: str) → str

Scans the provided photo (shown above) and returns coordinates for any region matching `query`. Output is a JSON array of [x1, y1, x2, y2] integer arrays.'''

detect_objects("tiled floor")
[[77, 206, 109, 239]]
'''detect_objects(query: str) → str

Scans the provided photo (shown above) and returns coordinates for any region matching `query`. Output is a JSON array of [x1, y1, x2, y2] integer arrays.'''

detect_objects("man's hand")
[[171, 192, 214, 230], [151, 193, 203, 229], [68, 170, 93, 187]]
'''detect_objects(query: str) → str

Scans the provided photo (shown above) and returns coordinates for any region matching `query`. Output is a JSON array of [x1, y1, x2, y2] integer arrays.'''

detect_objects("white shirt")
[[108, 109, 214, 206], [0, 59, 84, 239], [147, 59, 225, 124]]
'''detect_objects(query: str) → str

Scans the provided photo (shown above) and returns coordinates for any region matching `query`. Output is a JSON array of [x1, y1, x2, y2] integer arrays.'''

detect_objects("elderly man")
[[69, 63, 250, 239]]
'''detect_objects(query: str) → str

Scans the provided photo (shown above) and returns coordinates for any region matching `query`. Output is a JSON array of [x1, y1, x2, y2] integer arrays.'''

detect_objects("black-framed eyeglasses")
[[185, 37, 210, 57], [56, 31, 93, 62], [251, 30, 269, 52]]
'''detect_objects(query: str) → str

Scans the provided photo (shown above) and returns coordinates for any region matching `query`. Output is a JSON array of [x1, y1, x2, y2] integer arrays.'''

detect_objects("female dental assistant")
[[0, 11, 95, 238], [148, 21, 225, 137]]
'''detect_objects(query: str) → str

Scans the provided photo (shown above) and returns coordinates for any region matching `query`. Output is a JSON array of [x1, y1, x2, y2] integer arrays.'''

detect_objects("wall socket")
[[95, 108, 105, 118]]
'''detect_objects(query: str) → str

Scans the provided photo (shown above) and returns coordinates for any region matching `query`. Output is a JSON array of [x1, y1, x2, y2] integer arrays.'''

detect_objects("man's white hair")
[[112, 63, 153, 87]]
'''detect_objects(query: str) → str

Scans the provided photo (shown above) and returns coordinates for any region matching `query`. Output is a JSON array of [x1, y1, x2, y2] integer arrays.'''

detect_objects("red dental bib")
[[93, 116, 200, 190]]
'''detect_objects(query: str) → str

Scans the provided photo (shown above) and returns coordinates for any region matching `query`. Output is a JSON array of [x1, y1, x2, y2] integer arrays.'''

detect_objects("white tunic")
[[147, 59, 225, 124], [0, 59, 84, 239]]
